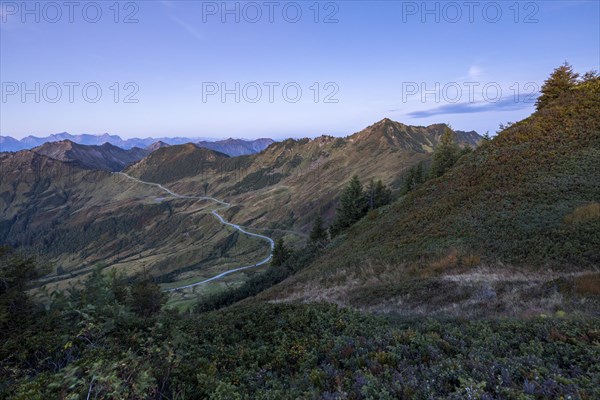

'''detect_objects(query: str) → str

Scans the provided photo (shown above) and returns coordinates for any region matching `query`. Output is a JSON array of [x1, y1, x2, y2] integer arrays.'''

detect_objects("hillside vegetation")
[[261, 71, 600, 316], [2, 250, 599, 399]]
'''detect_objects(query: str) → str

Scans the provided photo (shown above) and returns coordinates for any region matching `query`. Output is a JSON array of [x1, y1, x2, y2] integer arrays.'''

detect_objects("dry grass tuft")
[[564, 202, 600, 224], [420, 249, 481, 278], [572, 272, 600, 295]]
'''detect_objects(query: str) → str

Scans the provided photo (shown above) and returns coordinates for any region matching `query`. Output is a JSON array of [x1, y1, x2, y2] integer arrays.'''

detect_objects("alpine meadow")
[[1, 1, 599, 399]]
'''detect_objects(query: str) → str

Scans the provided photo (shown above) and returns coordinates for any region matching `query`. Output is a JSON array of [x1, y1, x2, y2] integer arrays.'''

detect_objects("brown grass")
[[572, 272, 600, 295], [419, 249, 481, 278], [564, 202, 600, 224]]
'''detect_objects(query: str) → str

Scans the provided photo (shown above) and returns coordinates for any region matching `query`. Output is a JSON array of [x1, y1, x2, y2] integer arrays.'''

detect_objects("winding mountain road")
[[116, 172, 275, 291]]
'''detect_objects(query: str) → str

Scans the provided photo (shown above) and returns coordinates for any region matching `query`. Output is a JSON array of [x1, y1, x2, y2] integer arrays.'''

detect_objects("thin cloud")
[[468, 65, 483, 80], [171, 17, 203, 41], [405, 96, 537, 118]]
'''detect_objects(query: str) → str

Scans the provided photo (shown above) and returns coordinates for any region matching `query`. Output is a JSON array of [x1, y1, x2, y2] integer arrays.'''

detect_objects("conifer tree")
[[536, 62, 579, 110], [429, 127, 460, 178], [330, 176, 367, 236], [271, 238, 290, 267], [309, 214, 328, 249], [129, 277, 166, 318], [0, 247, 41, 332], [401, 167, 416, 194], [367, 179, 392, 209], [401, 162, 427, 195], [414, 162, 425, 185]]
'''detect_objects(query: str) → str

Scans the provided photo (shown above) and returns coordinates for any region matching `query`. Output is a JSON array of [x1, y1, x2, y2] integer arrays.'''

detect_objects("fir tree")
[[414, 162, 425, 185], [309, 214, 328, 249], [401, 163, 426, 195], [401, 167, 416, 194], [429, 127, 460, 179], [536, 62, 579, 110], [330, 176, 367, 236], [271, 238, 290, 267], [367, 179, 392, 209], [0, 247, 41, 332], [129, 277, 166, 318]]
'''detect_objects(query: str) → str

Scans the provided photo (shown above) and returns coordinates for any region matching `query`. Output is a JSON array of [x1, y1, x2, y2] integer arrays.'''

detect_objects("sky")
[[1, 0, 599, 140]]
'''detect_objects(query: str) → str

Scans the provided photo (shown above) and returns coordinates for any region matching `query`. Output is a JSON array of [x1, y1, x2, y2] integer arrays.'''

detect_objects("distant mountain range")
[[0, 133, 274, 156]]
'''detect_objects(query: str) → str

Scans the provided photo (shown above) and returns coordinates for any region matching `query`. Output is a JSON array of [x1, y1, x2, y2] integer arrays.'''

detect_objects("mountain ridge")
[[32, 140, 150, 172], [0, 132, 274, 155], [125, 119, 482, 234]]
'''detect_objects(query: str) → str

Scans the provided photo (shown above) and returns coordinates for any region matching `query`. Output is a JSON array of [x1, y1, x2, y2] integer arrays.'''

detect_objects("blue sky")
[[1, 0, 598, 139]]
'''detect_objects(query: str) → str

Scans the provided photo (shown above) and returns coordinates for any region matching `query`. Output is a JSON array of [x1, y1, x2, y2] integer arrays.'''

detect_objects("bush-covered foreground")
[[2, 262, 599, 399]]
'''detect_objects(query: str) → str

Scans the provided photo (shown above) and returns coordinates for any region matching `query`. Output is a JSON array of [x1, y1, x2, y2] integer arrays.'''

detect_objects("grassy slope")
[[126, 121, 480, 234], [0, 152, 269, 293], [261, 79, 600, 316]]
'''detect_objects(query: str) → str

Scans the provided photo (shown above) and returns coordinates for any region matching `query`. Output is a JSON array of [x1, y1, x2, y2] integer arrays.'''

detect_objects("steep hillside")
[[0, 120, 481, 299], [261, 77, 600, 317], [126, 143, 231, 183], [32, 140, 149, 171], [455, 129, 483, 146]]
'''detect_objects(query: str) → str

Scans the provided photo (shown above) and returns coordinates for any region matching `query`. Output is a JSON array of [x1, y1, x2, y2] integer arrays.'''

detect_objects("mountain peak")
[[146, 141, 170, 152], [46, 139, 76, 149], [350, 118, 481, 152]]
